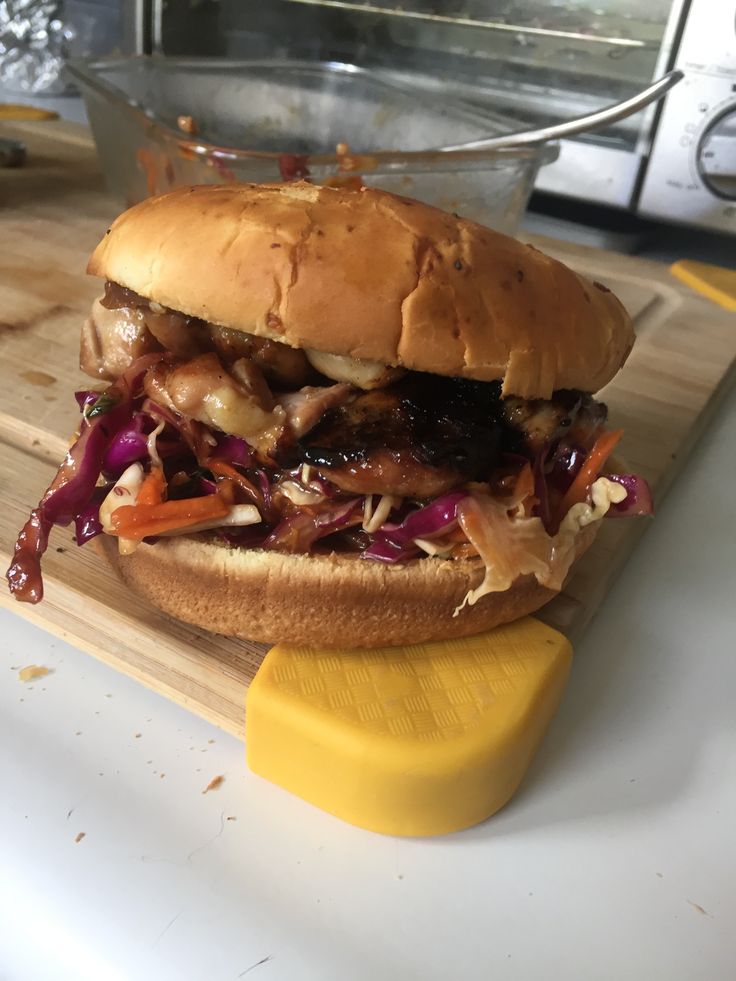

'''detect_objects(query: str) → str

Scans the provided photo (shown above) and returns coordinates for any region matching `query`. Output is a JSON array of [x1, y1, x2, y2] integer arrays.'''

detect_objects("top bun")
[[88, 183, 633, 398]]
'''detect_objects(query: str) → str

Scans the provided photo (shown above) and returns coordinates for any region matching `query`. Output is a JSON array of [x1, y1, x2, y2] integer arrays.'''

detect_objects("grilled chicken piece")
[[142, 354, 348, 460], [229, 357, 277, 411], [144, 353, 285, 454], [280, 383, 354, 439], [100, 280, 311, 388], [143, 307, 210, 360], [80, 298, 163, 380], [502, 391, 607, 453], [208, 324, 311, 388], [309, 449, 463, 498], [299, 375, 505, 497]]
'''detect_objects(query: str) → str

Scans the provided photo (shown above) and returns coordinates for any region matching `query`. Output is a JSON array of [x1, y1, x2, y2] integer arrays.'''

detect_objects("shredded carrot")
[[208, 460, 261, 506], [109, 494, 229, 540], [136, 468, 167, 507], [513, 462, 536, 503], [217, 479, 236, 506], [556, 429, 624, 520]]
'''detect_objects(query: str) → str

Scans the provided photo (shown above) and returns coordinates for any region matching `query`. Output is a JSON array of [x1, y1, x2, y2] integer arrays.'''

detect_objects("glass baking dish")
[[66, 56, 558, 234]]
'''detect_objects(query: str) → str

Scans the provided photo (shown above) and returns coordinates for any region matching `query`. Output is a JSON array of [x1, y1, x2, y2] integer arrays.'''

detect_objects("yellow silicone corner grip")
[[245, 618, 572, 837], [670, 259, 736, 312], [0, 103, 59, 120]]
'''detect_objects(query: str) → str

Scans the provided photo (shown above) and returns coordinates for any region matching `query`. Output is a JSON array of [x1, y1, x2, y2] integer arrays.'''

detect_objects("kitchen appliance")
[[121, 0, 736, 234]]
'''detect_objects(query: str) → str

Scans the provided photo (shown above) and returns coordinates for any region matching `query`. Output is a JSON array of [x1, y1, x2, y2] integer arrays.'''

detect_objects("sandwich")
[[6, 183, 652, 647]]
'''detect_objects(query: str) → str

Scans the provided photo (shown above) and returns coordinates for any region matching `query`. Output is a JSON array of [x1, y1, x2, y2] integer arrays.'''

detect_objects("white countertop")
[[2, 375, 735, 979]]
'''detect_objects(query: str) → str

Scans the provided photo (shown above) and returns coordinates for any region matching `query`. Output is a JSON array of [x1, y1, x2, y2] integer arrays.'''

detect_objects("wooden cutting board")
[[2, 120, 735, 739]]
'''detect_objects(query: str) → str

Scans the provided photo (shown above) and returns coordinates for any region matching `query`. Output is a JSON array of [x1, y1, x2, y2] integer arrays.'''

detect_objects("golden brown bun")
[[88, 183, 633, 398], [97, 532, 593, 649]]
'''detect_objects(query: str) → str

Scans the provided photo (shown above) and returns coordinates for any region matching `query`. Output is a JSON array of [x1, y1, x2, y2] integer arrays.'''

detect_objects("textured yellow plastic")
[[245, 618, 572, 837], [0, 103, 59, 120], [670, 260, 736, 312]]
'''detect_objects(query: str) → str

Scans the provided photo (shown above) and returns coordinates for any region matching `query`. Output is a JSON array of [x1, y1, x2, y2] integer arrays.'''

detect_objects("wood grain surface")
[[2, 120, 735, 739]]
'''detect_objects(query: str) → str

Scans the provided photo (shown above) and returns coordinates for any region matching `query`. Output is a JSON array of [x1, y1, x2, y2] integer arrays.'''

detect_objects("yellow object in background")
[[671, 260, 736, 312], [0, 103, 59, 121], [246, 618, 572, 837]]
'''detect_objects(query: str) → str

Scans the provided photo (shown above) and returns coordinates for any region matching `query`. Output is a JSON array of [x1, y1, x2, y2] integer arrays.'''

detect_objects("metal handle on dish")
[[441, 70, 684, 152]]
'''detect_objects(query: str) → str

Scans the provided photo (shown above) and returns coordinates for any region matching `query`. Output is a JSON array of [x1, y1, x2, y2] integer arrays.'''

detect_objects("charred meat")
[[296, 374, 509, 497], [502, 391, 608, 453]]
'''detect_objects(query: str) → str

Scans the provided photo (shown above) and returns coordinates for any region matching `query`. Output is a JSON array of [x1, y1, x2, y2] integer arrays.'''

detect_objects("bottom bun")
[[98, 532, 592, 648]]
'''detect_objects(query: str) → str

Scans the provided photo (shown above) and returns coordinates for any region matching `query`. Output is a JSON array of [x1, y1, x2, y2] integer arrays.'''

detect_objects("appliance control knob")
[[696, 105, 736, 199]]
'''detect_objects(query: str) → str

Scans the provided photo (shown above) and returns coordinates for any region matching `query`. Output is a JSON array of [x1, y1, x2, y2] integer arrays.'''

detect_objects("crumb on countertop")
[[74, 832, 86, 844], [18, 665, 52, 682], [203, 775, 225, 795], [687, 900, 709, 916]]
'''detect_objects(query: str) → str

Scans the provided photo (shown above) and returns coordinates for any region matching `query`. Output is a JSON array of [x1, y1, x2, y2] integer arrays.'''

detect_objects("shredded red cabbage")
[[7, 353, 167, 603], [254, 469, 272, 509], [376, 491, 467, 546], [6, 510, 52, 603], [606, 473, 654, 517], [210, 434, 252, 466], [74, 390, 100, 412], [198, 475, 218, 496], [74, 490, 106, 546], [264, 499, 361, 552], [532, 449, 552, 533], [42, 407, 130, 526], [545, 442, 587, 496], [360, 492, 466, 564], [142, 398, 214, 465], [530, 441, 588, 533], [102, 420, 150, 478], [140, 397, 178, 428], [362, 538, 422, 564]]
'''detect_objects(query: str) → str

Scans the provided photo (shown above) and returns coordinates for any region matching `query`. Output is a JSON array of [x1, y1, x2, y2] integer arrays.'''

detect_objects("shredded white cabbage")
[[363, 494, 374, 527], [99, 460, 261, 548], [146, 420, 166, 469], [454, 477, 627, 616], [363, 494, 399, 534], [279, 479, 327, 506], [414, 536, 454, 558], [99, 462, 145, 556], [157, 504, 261, 537]]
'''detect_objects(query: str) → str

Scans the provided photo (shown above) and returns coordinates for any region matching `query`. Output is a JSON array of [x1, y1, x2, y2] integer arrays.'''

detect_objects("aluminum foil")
[[0, 0, 71, 94]]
